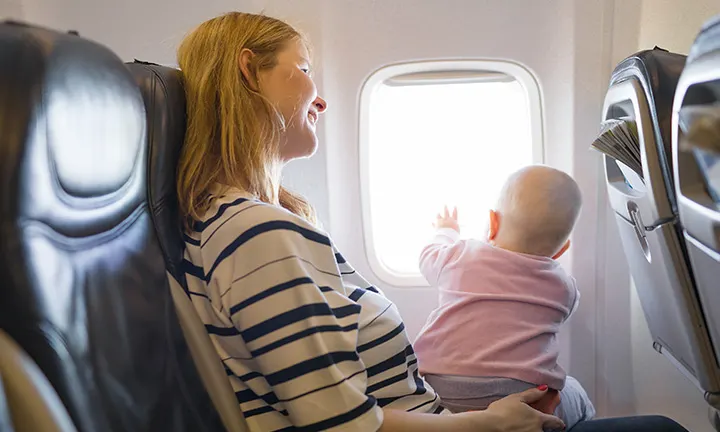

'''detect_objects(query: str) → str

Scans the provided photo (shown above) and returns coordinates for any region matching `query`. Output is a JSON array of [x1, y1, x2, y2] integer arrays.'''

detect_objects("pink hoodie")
[[414, 228, 579, 390]]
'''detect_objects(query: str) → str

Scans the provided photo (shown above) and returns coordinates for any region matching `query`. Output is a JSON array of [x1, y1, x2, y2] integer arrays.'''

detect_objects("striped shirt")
[[182, 186, 443, 431]]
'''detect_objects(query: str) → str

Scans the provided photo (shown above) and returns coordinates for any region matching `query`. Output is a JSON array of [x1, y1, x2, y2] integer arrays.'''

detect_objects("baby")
[[414, 165, 595, 429]]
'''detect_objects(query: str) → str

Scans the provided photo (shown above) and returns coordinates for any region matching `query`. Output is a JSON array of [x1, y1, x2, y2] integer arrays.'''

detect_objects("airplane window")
[[360, 61, 544, 286]]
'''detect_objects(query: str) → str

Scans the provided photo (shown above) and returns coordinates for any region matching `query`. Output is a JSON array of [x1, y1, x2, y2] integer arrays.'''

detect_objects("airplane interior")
[[1, 1, 720, 431]]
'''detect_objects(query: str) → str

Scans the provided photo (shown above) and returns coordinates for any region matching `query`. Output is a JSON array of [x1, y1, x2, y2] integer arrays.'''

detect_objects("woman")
[[176, 12, 689, 432]]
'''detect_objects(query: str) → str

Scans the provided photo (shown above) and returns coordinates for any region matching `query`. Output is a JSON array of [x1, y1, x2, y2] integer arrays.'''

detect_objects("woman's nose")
[[314, 96, 327, 113]]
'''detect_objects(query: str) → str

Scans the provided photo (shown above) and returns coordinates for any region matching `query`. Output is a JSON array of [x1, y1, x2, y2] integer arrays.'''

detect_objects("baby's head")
[[488, 165, 582, 259]]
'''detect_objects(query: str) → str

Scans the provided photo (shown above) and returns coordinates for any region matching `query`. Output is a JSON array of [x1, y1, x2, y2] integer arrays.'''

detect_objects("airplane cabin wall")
[[0, 0, 22, 20], [591, 2, 643, 421], [639, 0, 720, 54]]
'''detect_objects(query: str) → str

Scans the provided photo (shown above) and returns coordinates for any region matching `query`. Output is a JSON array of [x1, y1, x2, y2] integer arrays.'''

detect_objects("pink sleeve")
[[419, 228, 462, 285], [568, 285, 581, 318]]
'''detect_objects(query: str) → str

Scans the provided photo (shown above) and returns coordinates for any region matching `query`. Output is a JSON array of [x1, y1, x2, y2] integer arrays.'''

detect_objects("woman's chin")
[[299, 134, 319, 158], [282, 140, 318, 163]]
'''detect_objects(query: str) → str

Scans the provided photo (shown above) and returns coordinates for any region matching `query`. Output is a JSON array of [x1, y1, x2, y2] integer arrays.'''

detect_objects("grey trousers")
[[424, 374, 596, 430]]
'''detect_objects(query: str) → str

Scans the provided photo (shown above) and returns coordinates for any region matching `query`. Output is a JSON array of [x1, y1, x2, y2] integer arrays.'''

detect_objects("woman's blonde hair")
[[177, 12, 316, 227]]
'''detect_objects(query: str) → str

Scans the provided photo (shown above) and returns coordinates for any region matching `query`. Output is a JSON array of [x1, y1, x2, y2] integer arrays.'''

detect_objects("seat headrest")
[[126, 61, 187, 283], [610, 48, 686, 153], [609, 48, 686, 207], [0, 21, 146, 235], [688, 14, 720, 63]]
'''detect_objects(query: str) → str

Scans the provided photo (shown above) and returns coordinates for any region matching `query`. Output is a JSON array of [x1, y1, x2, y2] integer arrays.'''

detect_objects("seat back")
[[0, 330, 76, 432], [602, 48, 720, 393], [0, 22, 222, 431], [673, 14, 720, 407], [126, 60, 250, 432], [127, 61, 188, 285]]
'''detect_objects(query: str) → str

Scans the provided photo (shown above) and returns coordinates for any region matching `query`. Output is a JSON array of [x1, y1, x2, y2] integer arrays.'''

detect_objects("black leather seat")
[[126, 60, 250, 432], [0, 21, 222, 432], [126, 61, 188, 285]]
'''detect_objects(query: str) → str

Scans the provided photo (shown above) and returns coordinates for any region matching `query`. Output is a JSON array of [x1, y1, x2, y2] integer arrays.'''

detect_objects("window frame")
[[358, 59, 545, 287]]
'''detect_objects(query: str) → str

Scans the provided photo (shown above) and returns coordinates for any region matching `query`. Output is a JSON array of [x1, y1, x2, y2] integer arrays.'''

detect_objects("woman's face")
[[256, 39, 327, 162]]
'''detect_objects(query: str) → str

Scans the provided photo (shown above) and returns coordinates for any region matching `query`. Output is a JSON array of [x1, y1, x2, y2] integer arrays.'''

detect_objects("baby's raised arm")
[[418, 206, 463, 285]]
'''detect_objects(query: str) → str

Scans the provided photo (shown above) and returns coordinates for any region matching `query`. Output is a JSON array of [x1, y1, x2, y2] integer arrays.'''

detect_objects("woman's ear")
[[552, 240, 571, 260], [239, 48, 258, 90]]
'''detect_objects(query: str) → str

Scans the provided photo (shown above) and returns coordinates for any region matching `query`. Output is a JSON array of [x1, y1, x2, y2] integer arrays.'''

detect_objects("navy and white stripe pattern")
[[183, 187, 443, 431]]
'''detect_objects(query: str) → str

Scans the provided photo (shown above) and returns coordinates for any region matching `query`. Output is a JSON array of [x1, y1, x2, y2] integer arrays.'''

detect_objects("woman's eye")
[[301, 68, 310, 74]]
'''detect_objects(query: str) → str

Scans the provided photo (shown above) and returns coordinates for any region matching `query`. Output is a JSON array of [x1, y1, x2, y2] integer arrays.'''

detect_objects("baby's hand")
[[434, 206, 460, 233]]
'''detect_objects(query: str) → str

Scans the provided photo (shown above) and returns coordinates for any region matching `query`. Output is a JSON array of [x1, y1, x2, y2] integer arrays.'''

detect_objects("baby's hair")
[[495, 165, 582, 257]]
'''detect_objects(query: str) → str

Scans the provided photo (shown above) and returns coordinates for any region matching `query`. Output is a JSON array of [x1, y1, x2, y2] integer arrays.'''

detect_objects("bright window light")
[[360, 61, 543, 285]]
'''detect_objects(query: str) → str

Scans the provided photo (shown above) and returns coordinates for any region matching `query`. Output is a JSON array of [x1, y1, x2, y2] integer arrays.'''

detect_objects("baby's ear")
[[487, 210, 500, 241], [552, 240, 571, 260]]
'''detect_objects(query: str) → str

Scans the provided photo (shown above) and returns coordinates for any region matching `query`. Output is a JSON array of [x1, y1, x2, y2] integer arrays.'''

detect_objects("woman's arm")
[[205, 206, 383, 431], [380, 408, 491, 432], [381, 387, 565, 432]]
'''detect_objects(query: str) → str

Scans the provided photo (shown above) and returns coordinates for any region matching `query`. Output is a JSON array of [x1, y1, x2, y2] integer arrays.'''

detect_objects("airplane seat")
[[0, 329, 75, 432], [672, 14, 720, 419], [0, 347, 14, 432], [0, 21, 223, 431], [601, 47, 720, 399], [126, 61, 188, 286], [125, 60, 250, 432]]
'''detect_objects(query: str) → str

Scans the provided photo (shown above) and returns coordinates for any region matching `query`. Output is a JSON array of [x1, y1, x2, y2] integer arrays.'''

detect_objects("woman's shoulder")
[[192, 186, 330, 248], [199, 187, 316, 228]]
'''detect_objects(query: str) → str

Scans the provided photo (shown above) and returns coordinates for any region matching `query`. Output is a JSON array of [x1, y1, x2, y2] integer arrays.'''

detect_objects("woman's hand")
[[529, 388, 561, 415], [456, 386, 565, 432]]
